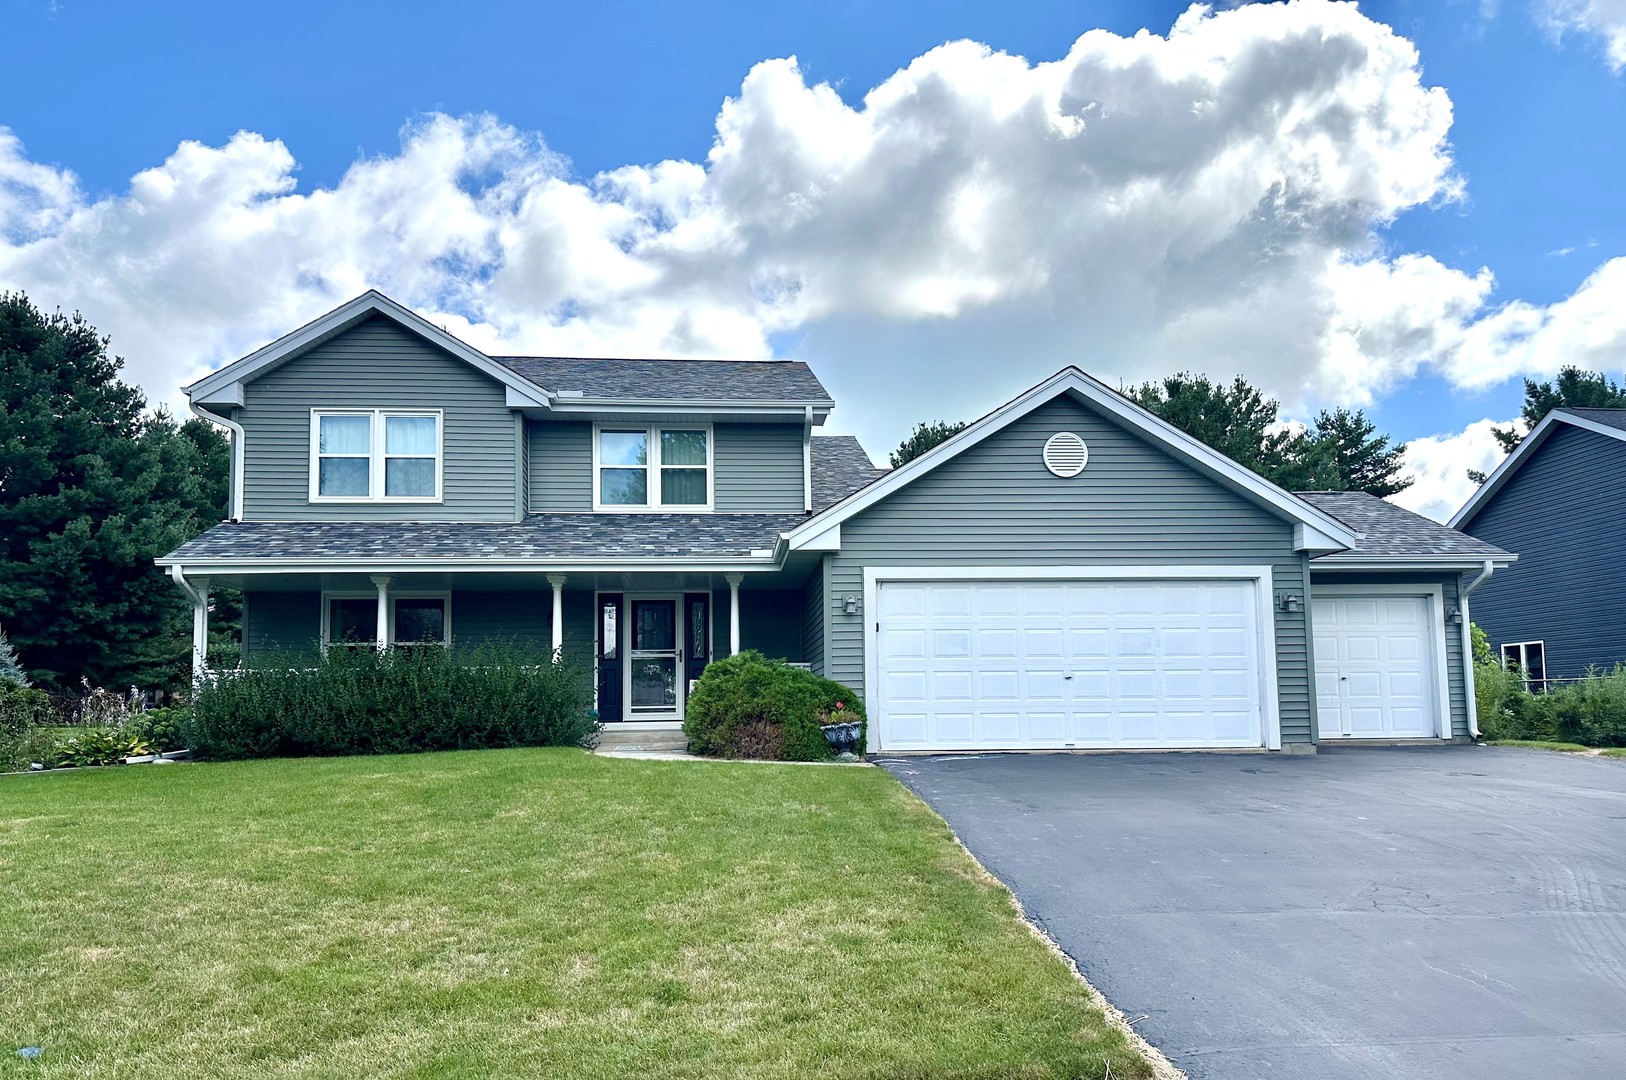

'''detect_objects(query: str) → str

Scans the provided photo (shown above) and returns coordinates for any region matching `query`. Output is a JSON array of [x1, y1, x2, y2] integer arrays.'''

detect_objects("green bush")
[[127, 707, 190, 753], [1478, 661, 1626, 747], [0, 684, 51, 733], [683, 651, 865, 761], [46, 728, 151, 768], [0, 723, 58, 773], [187, 643, 598, 761]]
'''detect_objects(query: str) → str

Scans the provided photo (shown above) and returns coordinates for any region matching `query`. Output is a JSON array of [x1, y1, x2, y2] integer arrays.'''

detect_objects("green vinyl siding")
[[1307, 569, 1473, 739], [527, 421, 593, 512], [802, 558, 827, 675], [242, 591, 321, 662], [714, 423, 805, 513], [825, 393, 1313, 743], [238, 315, 518, 521]]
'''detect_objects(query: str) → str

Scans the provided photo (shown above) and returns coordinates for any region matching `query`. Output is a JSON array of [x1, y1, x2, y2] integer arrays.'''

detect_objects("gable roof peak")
[[1451, 406, 1626, 527]]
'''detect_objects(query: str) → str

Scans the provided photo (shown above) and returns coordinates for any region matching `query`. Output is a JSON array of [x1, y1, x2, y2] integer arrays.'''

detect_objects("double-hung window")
[[311, 409, 442, 502], [323, 593, 450, 649], [594, 425, 711, 510], [1501, 640, 1548, 693]]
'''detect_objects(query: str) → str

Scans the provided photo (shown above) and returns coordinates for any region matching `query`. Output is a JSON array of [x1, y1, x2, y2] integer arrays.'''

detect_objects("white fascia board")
[[793, 521, 841, 552], [193, 382, 245, 408], [1449, 411, 1626, 528], [1309, 555, 1517, 572], [156, 555, 784, 575], [783, 367, 1360, 552], [544, 400, 833, 423], [1294, 523, 1349, 555], [185, 290, 552, 408]]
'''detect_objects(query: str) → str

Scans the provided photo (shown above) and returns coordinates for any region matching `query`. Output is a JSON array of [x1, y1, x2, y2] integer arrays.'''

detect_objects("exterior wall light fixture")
[[843, 595, 860, 615]]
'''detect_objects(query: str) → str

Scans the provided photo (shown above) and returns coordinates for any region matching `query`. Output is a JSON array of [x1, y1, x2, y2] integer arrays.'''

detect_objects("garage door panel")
[[1315, 594, 1441, 741], [875, 578, 1266, 752]]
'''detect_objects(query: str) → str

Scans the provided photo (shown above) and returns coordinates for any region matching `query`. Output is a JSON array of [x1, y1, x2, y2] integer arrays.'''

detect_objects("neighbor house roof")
[[160, 514, 804, 570], [1450, 408, 1626, 529], [1299, 491, 1513, 567], [811, 436, 885, 511], [493, 356, 832, 405]]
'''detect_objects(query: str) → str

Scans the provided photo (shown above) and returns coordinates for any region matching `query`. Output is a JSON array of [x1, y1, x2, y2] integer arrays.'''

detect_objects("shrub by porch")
[[187, 642, 597, 759], [683, 651, 865, 760]]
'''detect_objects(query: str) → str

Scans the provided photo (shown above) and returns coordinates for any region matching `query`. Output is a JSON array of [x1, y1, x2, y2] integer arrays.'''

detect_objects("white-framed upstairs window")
[[593, 424, 712, 512], [321, 592, 452, 650], [310, 409, 443, 503], [1501, 640, 1548, 693]]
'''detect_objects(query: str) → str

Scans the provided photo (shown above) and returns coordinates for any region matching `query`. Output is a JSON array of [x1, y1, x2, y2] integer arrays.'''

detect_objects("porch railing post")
[[547, 575, 567, 660], [725, 574, 743, 656], [371, 575, 391, 650]]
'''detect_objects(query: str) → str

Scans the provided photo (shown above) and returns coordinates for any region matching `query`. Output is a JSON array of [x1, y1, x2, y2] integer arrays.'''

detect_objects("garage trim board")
[[1312, 583, 1453, 741], [862, 565, 1282, 753]]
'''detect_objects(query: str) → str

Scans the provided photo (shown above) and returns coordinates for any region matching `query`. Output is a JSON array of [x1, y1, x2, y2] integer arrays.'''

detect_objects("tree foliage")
[[1493, 367, 1626, 453], [0, 627, 29, 688], [0, 292, 231, 693], [1128, 373, 1411, 496], [890, 420, 967, 468]]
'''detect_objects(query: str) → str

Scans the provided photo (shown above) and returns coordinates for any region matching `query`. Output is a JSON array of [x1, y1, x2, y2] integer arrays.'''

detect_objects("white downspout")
[[1459, 559, 1497, 739], [189, 401, 245, 521], [168, 565, 210, 681]]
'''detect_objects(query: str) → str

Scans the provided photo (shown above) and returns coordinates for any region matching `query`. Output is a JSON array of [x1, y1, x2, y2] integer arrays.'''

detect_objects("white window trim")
[[1501, 639, 1548, 692], [591, 422, 713, 513], [319, 590, 453, 649], [309, 408, 444, 504], [860, 565, 1282, 753]]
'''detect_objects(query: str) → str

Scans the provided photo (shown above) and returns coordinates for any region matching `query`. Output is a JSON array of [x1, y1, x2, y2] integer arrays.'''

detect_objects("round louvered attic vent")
[[1042, 432, 1089, 477]]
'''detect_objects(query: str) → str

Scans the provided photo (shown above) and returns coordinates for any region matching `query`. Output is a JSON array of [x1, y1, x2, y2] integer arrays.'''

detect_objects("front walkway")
[[882, 746, 1626, 1080]]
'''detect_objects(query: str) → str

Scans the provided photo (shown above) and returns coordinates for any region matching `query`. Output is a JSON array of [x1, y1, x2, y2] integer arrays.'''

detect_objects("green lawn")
[[1486, 739, 1596, 752], [0, 750, 1152, 1079]]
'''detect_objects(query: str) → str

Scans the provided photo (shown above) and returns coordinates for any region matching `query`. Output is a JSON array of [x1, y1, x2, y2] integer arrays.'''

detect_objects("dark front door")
[[628, 598, 680, 718]]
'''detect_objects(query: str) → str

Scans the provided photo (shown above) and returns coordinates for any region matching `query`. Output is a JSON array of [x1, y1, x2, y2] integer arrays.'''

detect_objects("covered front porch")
[[174, 564, 821, 725]]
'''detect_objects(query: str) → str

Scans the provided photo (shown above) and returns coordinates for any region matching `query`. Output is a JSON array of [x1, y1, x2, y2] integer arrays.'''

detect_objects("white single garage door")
[[874, 578, 1267, 751], [1313, 594, 1442, 739]]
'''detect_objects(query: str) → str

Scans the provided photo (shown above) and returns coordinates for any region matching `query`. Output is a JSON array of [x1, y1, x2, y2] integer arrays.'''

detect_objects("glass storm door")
[[628, 599, 680, 717]]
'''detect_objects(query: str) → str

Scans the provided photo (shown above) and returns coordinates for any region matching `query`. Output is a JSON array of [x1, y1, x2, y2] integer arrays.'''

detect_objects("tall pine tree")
[[0, 293, 230, 693], [1304, 408, 1412, 498]]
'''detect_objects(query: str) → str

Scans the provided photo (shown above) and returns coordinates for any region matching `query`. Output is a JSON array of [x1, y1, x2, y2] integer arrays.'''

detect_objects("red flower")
[[835, 701, 844, 710]]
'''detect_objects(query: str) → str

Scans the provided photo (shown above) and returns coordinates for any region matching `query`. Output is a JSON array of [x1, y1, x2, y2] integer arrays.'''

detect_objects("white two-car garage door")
[[873, 577, 1269, 752]]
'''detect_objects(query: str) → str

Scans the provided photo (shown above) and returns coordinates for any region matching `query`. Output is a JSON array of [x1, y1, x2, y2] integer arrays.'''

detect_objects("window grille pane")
[[661, 429, 708, 466], [318, 414, 371, 454], [319, 457, 370, 497], [393, 598, 446, 644], [600, 468, 647, 505], [385, 457, 436, 497], [599, 431, 648, 467], [329, 598, 374, 644], [661, 468, 707, 505], [385, 414, 437, 455]]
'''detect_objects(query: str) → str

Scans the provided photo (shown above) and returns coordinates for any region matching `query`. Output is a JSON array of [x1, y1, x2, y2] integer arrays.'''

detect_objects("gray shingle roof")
[[164, 514, 805, 563], [492, 356, 832, 403], [811, 436, 885, 511], [1556, 407, 1626, 433], [1298, 491, 1511, 561]]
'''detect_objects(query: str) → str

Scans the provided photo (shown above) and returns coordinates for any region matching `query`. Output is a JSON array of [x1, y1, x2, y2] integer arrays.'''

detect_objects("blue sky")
[[3, 0, 1624, 518]]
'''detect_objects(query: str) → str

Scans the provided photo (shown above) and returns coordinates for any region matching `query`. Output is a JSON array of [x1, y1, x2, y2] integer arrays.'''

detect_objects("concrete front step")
[[596, 727, 688, 753]]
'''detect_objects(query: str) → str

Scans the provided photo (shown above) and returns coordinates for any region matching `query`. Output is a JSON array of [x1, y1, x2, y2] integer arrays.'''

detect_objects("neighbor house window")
[[1501, 640, 1547, 693], [322, 594, 451, 649], [311, 409, 442, 502], [594, 425, 710, 510]]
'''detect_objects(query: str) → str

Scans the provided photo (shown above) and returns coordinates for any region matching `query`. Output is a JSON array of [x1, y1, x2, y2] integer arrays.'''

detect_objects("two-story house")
[[160, 290, 1512, 754], [1450, 408, 1626, 688]]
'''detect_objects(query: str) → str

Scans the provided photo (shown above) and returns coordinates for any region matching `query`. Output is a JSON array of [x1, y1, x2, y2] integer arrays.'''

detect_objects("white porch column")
[[371, 575, 391, 650], [725, 574, 744, 656], [191, 576, 210, 678], [547, 575, 567, 660]]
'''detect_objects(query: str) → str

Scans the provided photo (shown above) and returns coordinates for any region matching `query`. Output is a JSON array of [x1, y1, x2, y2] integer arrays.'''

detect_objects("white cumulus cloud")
[[1543, 0, 1626, 69], [0, 0, 1622, 458], [1392, 417, 1515, 522]]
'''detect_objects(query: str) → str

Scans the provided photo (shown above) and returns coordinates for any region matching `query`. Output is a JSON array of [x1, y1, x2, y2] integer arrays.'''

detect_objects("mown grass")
[[1486, 739, 1595, 752], [0, 750, 1150, 1079]]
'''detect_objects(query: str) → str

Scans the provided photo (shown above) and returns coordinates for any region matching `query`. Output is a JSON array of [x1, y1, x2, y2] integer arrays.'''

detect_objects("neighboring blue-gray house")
[[1451, 408, 1626, 689], [160, 291, 1512, 751]]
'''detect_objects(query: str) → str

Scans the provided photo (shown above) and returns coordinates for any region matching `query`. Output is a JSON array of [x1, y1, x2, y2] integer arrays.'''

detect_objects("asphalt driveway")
[[883, 747, 1626, 1080]]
